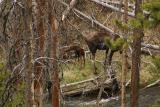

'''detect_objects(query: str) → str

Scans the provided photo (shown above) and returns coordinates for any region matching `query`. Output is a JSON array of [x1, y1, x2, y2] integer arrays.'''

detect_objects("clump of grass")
[[152, 97, 160, 107], [140, 55, 160, 86], [149, 56, 160, 80], [61, 59, 104, 84]]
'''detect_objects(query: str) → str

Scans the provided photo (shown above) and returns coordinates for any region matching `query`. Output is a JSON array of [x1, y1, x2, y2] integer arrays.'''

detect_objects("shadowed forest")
[[0, 0, 160, 107]]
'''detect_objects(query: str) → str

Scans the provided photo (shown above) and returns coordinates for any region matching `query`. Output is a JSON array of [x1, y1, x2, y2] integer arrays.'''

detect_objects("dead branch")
[[62, 0, 78, 21], [90, 0, 134, 17], [141, 43, 160, 50], [90, 0, 149, 17], [58, 0, 159, 51], [142, 80, 160, 89], [141, 48, 160, 56]]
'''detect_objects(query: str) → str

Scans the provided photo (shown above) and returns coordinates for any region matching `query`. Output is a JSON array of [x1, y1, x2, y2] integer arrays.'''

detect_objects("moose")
[[83, 31, 123, 74], [60, 44, 85, 67]]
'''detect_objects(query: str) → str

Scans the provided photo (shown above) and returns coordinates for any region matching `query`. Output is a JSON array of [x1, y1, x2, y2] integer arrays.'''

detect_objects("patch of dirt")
[[101, 86, 160, 107]]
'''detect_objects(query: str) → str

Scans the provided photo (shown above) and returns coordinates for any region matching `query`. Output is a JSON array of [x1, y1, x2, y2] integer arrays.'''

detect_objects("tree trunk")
[[48, 1, 60, 107], [131, 0, 143, 107], [44, 0, 52, 99], [22, 0, 33, 107], [33, 0, 45, 107], [121, 0, 128, 107], [31, 0, 45, 106]]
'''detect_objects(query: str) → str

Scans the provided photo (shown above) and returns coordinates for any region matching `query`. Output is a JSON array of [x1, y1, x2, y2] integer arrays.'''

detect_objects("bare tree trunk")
[[121, 0, 128, 107], [131, 0, 143, 107], [44, 0, 52, 99], [22, 0, 33, 107], [48, 1, 60, 107], [31, 0, 45, 106], [51, 15, 60, 107], [31, 1, 39, 106]]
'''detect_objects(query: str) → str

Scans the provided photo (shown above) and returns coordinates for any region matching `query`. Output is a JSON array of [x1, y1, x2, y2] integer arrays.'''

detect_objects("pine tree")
[[143, 0, 160, 28]]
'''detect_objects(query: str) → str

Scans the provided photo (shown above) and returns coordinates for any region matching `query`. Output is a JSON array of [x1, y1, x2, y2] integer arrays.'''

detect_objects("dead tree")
[[22, 0, 33, 106], [83, 31, 122, 74], [48, 0, 61, 107]]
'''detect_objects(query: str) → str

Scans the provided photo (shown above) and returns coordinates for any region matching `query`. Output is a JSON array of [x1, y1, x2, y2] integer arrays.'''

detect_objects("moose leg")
[[104, 48, 109, 65], [92, 53, 97, 74], [80, 56, 82, 69], [83, 55, 85, 67], [108, 50, 114, 65]]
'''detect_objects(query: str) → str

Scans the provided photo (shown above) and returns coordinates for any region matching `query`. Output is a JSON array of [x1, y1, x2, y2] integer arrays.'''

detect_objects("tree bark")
[[131, 0, 143, 107], [121, 0, 128, 107], [22, 0, 33, 107], [48, 1, 60, 107], [31, 0, 45, 106]]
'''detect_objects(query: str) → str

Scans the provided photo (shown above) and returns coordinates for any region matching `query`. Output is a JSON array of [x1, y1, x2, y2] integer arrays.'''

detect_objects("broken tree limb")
[[142, 80, 160, 89], [141, 43, 160, 50], [62, 0, 78, 21], [106, 0, 135, 9], [90, 0, 135, 17], [58, 0, 159, 51], [90, 0, 149, 17], [59, 0, 116, 36], [141, 48, 160, 56]]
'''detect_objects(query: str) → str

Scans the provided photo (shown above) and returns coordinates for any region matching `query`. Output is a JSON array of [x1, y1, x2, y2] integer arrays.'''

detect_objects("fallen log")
[[141, 43, 160, 50], [61, 76, 115, 96], [106, 0, 135, 9], [58, 0, 159, 51], [141, 48, 160, 56], [90, 0, 134, 17], [90, 0, 149, 17]]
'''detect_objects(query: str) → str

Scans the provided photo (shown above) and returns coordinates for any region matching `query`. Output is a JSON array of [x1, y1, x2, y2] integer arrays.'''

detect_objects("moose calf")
[[60, 44, 85, 67]]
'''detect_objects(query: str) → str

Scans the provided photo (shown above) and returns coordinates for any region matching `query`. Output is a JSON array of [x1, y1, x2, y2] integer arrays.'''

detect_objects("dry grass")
[[61, 51, 159, 88]]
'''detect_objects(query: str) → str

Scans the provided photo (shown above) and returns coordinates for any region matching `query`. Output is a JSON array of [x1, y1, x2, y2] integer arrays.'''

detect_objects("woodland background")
[[0, 0, 160, 107]]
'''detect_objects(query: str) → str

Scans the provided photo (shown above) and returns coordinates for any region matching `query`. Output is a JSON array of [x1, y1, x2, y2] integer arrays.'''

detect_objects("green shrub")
[[149, 56, 160, 80], [0, 63, 25, 107]]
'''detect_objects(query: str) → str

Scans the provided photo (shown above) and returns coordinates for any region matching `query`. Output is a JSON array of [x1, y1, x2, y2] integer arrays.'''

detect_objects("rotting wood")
[[58, 0, 159, 51], [61, 76, 115, 96]]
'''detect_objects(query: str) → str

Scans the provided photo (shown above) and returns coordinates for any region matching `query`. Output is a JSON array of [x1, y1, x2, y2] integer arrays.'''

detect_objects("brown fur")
[[83, 31, 121, 73], [60, 45, 85, 67]]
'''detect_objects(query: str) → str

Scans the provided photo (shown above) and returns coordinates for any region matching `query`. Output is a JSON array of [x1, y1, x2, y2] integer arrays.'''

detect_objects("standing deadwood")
[[22, 0, 33, 107], [131, 0, 143, 107], [34, 0, 46, 107], [48, 0, 60, 107], [31, 0, 45, 106], [121, 0, 128, 107], [44, 0, 52, 99]]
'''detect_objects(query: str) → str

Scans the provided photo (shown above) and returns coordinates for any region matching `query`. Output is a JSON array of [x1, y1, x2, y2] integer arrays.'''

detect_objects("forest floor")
[[44, 85, 160, 107], [60, 85, 160, 107]]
